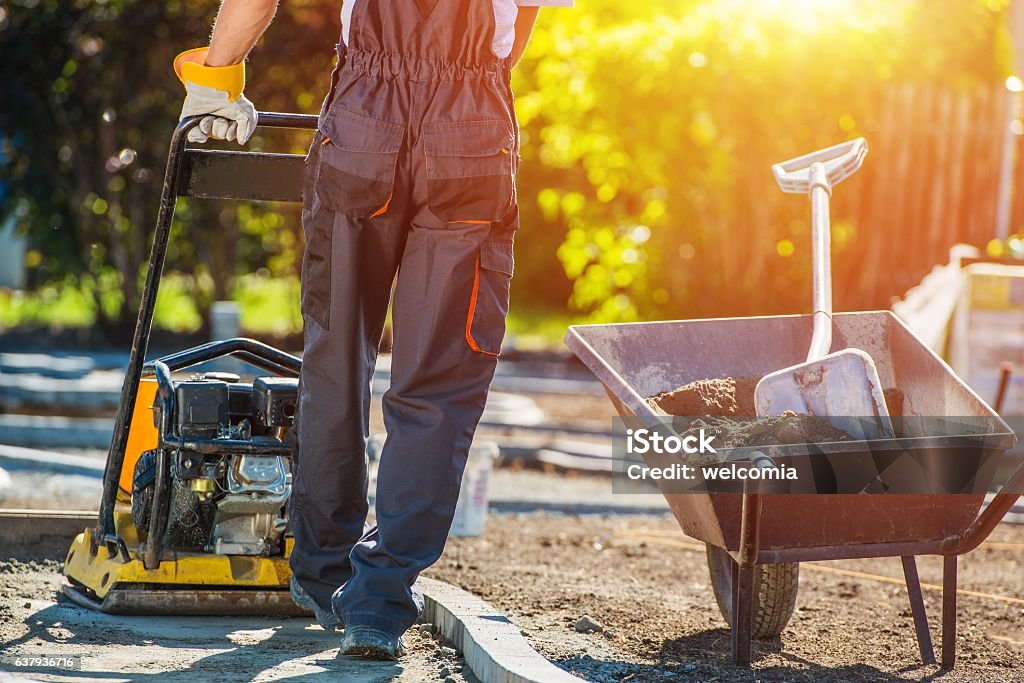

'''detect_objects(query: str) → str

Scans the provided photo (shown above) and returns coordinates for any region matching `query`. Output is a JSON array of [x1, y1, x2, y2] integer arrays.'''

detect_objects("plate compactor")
[[62, 113, 321, 615]]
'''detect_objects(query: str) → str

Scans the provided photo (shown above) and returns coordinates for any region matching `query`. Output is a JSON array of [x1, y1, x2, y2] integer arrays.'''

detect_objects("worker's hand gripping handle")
[[772, 138, 868, 195], [173, 112, 319, 153]]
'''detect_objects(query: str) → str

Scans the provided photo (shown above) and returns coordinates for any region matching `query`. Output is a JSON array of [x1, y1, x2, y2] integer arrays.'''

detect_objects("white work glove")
[[173, 47, 257, 145], [181, 83, 257, 144]]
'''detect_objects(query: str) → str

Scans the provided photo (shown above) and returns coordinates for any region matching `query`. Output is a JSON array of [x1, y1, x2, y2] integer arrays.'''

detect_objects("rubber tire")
[[706, 543, 799, 639]]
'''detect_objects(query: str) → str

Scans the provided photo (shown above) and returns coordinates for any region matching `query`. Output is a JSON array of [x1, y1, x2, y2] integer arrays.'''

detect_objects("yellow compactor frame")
[[62, 113, 319, 616], [62, 378, 304, 616]]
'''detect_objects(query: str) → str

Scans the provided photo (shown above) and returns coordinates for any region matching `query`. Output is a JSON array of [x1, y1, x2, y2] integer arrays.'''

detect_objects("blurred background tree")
[[0, 0, 1014, 345], [513, 0, 1012, 324], [0, 0, 338, 341]]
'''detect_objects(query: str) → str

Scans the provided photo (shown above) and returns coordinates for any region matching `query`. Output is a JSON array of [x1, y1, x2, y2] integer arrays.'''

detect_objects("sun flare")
[[722, 0, 878, 33]]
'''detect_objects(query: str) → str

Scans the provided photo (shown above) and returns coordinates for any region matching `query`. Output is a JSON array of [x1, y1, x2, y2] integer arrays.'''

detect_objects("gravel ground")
[[2, 372, 1022, 682], [427, 513, 1024, 683], [1, 512, 1022, 682], [0, 560, 478, 682]]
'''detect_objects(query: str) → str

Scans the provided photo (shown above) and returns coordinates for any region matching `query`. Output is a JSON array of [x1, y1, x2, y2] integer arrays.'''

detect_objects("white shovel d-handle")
[[772, 138, 868, 362]]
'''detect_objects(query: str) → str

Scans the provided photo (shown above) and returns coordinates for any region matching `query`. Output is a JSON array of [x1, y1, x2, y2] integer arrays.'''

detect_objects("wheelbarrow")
[[565, 311, 1024, 667]]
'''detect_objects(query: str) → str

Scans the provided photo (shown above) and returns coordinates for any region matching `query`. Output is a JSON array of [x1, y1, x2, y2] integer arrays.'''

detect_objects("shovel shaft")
[[808, 163, 833, 362]]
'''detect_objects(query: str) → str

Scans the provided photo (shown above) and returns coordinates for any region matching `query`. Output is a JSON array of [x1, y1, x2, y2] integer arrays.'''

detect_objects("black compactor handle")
[[176, 112, 320, 202], [95, 113, 318, 560]]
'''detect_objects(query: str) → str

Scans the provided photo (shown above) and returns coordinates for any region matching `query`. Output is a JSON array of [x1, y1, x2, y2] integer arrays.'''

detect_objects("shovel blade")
[[755, 349, 894, 441]]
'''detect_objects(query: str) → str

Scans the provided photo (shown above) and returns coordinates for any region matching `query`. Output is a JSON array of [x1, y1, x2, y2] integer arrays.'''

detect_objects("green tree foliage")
[[512, 0, 1011, 322]]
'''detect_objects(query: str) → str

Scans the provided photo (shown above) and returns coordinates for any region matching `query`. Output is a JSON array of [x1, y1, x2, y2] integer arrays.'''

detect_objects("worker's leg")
[[290, 130, 410, 613], [333, 209, 517, 636]]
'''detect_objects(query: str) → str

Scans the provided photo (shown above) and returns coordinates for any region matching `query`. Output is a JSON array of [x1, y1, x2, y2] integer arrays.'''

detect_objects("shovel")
[[754, 139, 894, 442]]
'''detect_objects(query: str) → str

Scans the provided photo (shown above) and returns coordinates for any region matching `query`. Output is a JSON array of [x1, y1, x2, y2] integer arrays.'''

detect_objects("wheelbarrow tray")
[[565, 311, 1017, 563]]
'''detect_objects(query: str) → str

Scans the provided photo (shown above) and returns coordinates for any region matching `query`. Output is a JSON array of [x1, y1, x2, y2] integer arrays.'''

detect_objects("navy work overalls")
[[290, 0, 518, 638]]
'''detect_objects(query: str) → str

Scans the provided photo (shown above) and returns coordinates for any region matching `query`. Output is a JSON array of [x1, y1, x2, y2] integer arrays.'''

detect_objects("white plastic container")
[[450, 441, 499, 537]]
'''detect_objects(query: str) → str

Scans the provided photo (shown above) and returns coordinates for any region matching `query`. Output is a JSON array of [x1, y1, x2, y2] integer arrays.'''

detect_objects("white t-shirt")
[[341, 0, 574, 59]]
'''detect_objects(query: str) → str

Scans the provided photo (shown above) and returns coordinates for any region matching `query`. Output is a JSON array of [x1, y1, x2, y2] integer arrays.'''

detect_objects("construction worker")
[[174, 0, 571, 660]]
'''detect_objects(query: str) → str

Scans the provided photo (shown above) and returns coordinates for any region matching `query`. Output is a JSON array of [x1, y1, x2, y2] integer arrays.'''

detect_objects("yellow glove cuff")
[[173, 48, 245, 102]]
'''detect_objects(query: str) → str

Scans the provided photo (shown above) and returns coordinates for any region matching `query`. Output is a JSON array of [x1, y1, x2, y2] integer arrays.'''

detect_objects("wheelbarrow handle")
[[773, 138, 868, 195], [947, 455, 1024, 555]]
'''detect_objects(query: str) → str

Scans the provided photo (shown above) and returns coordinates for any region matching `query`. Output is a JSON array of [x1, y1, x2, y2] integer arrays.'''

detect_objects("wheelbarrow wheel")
[[706, 544, 799, 639]]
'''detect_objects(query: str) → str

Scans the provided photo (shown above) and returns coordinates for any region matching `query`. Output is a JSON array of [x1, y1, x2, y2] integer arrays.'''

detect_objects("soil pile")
[[649, 376, 904, 423], [647, 377, 759, 416], [431, 514, 1024, 682], [684, 413, 853, 449], [647, 376, 854, 458]]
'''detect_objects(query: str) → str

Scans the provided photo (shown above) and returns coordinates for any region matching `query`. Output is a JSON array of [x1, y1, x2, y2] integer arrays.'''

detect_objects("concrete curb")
[[0, 352, 96, 379], [0, 509, 96, 557], [0, 371, 124, 411], [419, 576, 583, 683]]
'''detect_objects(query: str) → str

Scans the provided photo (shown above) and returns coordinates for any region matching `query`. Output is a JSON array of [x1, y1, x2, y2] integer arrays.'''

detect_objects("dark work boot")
[[340, 625, 407, 660], [290, 575, 343, 631]]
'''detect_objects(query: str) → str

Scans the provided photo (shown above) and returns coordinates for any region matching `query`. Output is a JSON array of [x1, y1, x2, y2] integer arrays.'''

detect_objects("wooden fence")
[[831, 83, 1011, 311]]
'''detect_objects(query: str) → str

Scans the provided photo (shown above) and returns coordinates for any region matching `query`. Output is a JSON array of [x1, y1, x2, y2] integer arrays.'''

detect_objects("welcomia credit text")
[[623, 428, 798, 482]]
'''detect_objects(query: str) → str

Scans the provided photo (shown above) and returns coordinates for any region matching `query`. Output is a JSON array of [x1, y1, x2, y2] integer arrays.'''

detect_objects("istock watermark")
[[609, 415, 1017, 495], [624, 426, 797, 483], [625, 427, 717, 455]]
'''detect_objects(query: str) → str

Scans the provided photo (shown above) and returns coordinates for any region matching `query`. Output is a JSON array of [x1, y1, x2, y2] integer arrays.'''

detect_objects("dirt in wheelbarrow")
[[648, 376, 906, 421], [431, 512, 1024, 683], [648, 377, 760, 417], [646, 376, 858, 462]]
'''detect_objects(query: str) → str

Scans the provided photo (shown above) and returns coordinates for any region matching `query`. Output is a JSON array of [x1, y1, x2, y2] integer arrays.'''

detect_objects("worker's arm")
[[206, 0, 280, 67], [173, 0, 278, 144], [510, 7, 540, 67]]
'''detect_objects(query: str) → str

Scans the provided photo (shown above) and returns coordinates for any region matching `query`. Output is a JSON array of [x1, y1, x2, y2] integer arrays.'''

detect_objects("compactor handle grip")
[[174, 112, 319, 149], [254, 112, 319, 130], [772, 138, 868, 194]]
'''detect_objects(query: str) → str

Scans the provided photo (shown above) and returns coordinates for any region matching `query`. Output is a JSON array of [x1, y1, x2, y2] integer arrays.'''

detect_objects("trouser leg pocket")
[[466, 239, 514, 356], [423, 119, 516, 224], [317, 107, 404, 218], [301, 208, 335, 330]]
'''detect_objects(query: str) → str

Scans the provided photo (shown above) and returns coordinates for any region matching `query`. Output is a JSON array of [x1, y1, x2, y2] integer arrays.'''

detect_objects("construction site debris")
[[575, 615, 605, 633]]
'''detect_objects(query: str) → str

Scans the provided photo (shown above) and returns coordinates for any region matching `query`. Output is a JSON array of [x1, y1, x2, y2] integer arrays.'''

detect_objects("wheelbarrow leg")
[[942, 555, 958, 669], [900, 556, 935, 665], [730, 560, 755, 666]]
